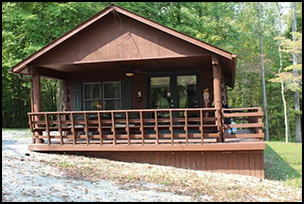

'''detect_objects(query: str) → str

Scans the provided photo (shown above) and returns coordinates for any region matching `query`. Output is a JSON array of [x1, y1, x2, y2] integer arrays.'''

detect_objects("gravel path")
[[2, 130, 195, 202], [2, 129, 302, 202]]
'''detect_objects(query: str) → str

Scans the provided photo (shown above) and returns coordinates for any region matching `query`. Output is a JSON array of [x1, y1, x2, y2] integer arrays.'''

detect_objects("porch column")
[[32, 74, 41, 113], [31, 70, 44, 144], [212, 55, 223, 142], [212, 55, 222, 109]]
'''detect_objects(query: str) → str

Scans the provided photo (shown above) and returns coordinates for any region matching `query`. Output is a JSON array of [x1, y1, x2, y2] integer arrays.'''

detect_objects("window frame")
[[82, 82, 102, 110], [102, 81, 122, 110]]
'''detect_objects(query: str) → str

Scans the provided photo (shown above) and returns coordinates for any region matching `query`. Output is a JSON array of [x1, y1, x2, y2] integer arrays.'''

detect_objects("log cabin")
[[9, 4, 265, 178]]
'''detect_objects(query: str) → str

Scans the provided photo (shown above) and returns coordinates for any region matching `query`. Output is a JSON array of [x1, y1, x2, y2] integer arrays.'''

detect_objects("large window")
[[149, 75, 198, 109], [103, 82, 122, 110], [83, 83, 102, 110]]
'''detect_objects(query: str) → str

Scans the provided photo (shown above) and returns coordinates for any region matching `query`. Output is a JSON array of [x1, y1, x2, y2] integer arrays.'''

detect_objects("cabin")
[[9, 4, 265, 178]]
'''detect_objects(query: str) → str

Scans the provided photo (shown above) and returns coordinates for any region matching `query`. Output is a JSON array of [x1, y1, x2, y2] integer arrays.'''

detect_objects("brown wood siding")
[[130, 73, 147, 109], [67, 150, 265, 179], [33, 14, 209, 66]]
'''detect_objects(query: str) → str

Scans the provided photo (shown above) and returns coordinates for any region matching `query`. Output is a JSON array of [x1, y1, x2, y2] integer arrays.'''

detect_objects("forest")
[[2, 2, 302, 142]]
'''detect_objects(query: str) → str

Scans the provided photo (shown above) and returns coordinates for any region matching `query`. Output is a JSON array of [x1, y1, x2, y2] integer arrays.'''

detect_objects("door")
[[149, 74, 199, 109]]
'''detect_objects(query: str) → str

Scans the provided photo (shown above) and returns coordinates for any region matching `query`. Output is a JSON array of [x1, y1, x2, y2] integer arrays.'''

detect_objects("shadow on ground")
[[264, 144, 301, 182]]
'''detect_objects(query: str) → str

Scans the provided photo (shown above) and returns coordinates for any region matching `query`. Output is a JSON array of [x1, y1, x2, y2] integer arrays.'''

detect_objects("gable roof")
[[9, 4, 237, 86]]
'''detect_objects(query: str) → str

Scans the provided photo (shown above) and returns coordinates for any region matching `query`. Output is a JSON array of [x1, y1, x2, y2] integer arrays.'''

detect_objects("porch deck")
[[27, 107, 265, 178]]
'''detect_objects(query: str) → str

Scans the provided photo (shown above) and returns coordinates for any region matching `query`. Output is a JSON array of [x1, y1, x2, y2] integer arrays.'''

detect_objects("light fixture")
[[125, 66, 134, 77]]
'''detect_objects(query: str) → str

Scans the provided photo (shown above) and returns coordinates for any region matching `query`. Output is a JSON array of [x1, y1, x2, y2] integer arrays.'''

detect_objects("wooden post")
[[126, 111, 130, 145], [84, 112, 89, 145], [97, 112, 103, 145], [58, 113, 63, 145], [71, 112, 76, 145], [140, 111, 144, 145], [154, 110, 159, 145], [32, 72, 44, 144], [212, 55, 222, 109], [111, 112, 116, 145], [200, 109, 204, 144], [185, 110, 189, 145], [45, 113, 51, 145], [212, 55, 223, 142], [169, 110, 174, 145]]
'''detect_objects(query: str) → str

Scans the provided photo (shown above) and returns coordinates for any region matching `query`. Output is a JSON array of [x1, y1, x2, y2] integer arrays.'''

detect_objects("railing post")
[[220, 109, 226, 143], [169, 110, 174, 145], [257, 107, 264, 141], [154, 110, 159, 145], [97, 112, 103, 145], [216, 109, 223, 143], [45, 113, 51, 145], [185, 110, 188, 145], [126, 111, 130, 145], [58, 113, 63, 145], [84, 112, 89, 145], [71, 112, 76, 145], [200, 109, 204, 144], [140, 111, 144, 145], [111, 112, 116, 145]]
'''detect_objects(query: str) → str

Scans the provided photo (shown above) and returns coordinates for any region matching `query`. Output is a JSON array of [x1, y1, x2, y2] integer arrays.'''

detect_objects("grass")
[[264, 141, 302, 188], [55, 162, 76, 168], [2, 128, 31, 132]]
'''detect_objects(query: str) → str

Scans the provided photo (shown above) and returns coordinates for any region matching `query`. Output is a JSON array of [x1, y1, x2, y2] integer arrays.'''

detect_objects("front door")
[[149, 74, 199, 109]]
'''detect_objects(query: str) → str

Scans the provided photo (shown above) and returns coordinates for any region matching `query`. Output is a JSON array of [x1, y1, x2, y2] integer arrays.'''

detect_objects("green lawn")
[[2, 128, 31, 132], [264, 141, 302, 188]]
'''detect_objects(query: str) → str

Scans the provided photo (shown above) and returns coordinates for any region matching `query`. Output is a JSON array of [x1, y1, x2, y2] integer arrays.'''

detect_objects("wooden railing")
[[221, 107, 264, 142], [28, 108, 222, 145]]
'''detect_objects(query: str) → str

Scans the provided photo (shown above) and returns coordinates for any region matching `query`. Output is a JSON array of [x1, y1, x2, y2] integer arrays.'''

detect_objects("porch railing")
[[221, 107, 264, 142], [28, 108, 221, 145], [28, 107, 264, 146]]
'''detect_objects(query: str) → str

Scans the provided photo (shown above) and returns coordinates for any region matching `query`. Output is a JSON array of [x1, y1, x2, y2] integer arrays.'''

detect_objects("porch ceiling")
[[25, 54, 233, 87], [35, 55, 212, 73]]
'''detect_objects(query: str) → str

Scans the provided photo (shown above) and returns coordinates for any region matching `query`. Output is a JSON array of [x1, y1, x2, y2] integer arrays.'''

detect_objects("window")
[[103, 82, 122, 110], [83, 83, 101, 110], [82, 81, 122, 110]]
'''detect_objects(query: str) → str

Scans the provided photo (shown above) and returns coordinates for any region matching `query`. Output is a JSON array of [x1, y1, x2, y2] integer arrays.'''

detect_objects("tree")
[[257, 2, 270, 141], [270, 3, 290, 142], [291, 2, 302, 143], [270, 31, 302, 140]]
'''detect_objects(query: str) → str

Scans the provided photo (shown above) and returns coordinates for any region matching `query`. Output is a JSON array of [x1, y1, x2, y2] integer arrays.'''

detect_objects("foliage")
[[271, 33, 302, 85], [2, 2, 302, 141]]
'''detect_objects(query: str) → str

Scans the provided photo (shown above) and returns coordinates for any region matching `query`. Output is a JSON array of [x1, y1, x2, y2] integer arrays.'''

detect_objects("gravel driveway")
[[2, 129, 302, 202], [2, 130, 196, 202]]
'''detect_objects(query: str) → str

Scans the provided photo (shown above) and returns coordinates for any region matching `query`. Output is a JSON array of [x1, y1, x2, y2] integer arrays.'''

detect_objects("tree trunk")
[[276, 2, 290, 142], [291, 2, 302, 143], [257, 2, 270, 141], [278, 45, 289, 142]]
